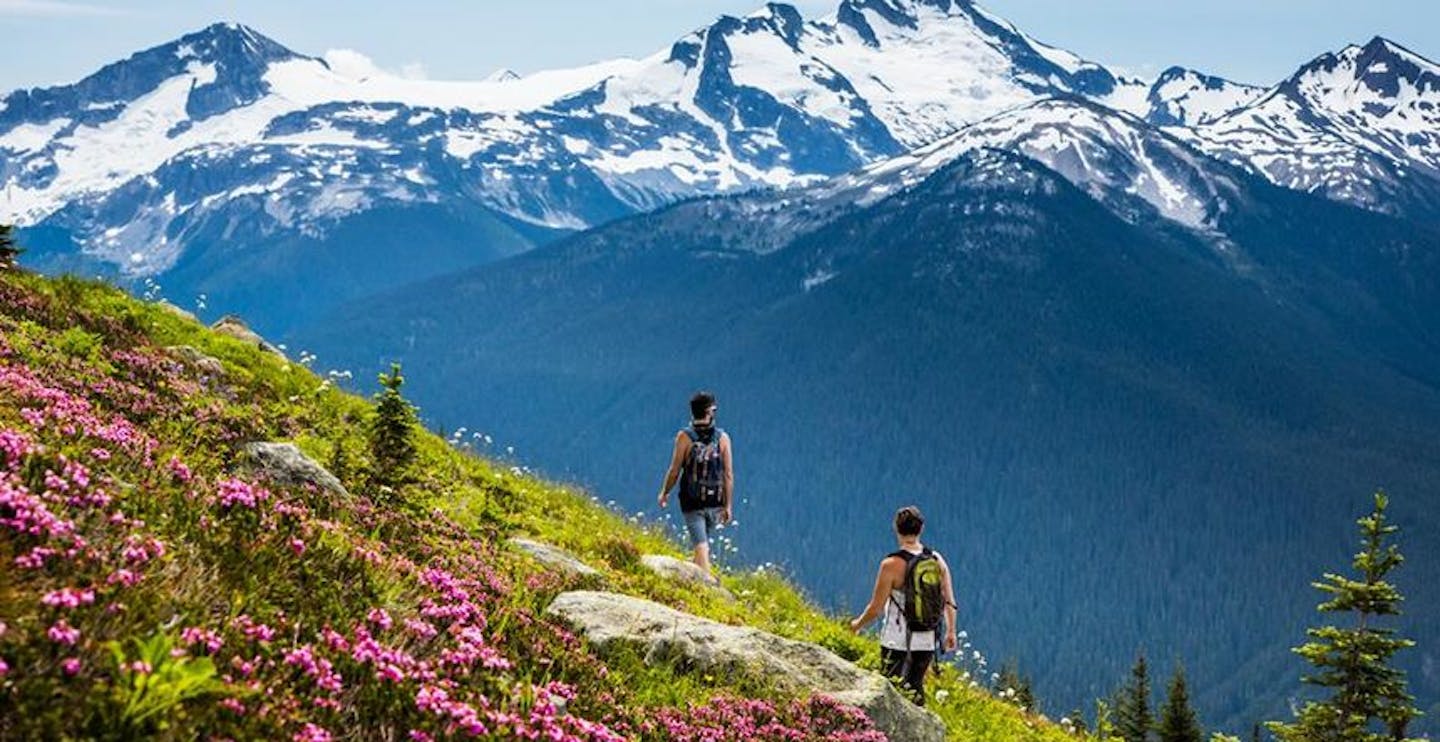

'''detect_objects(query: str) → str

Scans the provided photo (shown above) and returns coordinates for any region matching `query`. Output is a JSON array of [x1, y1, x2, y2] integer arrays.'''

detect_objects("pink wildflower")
[[215, 478, 268, 510], [181, 626, 223, 653], [293, 723, 332, 742], [166, 456, 193, 483], [47, 620, 80, 646], [319, 627, 349, 653], [107, 568, 141, 587], [404, 618, 437, 639], [366, 608, 392, 630], [41, 587, 96, 609], [61, 657, 82, 676]]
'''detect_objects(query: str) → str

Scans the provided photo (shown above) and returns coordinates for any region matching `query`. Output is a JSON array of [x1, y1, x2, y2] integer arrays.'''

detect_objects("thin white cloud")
[[323, 48, 428, 81], [0, 0, 127, 17]]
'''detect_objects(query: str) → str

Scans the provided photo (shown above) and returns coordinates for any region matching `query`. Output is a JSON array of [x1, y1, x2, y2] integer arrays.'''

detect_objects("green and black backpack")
[[890, 547, 946, 633]]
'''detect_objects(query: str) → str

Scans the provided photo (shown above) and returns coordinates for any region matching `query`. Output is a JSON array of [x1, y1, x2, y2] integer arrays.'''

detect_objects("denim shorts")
[[682, 506, 724, 548]]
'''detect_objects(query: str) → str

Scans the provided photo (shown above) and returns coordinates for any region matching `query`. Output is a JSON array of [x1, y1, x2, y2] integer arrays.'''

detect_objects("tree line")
[[1019, 492, 1422, 742]]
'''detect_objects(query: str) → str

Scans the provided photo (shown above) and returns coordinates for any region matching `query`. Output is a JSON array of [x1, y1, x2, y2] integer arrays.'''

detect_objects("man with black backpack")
[[849, 506, 958, 705], [657, 391, 733, 584]]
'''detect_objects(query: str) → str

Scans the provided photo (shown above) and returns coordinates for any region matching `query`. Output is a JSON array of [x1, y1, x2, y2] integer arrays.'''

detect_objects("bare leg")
[[693, 541, 711, 576]]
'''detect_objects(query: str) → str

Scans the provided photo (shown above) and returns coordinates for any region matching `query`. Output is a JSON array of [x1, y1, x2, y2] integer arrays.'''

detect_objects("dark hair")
[[690, 391, 716, 420], [894, 506, 925, 537]]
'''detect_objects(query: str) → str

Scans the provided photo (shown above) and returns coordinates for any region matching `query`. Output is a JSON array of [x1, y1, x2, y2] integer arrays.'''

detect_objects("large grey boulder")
[[211, 315, 284, 357], [546, 591, 945, 742], [509, 538, 602, 578], [238, 442, 348, 499], [639, 554, 734, 599]]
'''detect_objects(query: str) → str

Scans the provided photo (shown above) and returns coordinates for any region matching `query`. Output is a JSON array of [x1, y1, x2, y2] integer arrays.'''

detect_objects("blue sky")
[[1, 0, 1437, 91]]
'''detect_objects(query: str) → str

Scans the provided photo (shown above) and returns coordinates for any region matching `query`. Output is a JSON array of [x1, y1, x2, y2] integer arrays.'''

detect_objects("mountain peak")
[[169, 21, 302, 67], [0, 21, 306, 134], [485, 67, 521, 84], [1144, 66, 1262, 127]]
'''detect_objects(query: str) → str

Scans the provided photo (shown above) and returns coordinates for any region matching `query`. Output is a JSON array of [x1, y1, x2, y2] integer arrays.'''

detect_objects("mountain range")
[[6, 0, 1440, 330], [4, 0, 1439, 732]]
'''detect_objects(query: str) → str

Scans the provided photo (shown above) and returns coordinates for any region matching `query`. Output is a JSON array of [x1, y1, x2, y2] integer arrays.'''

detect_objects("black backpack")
[[891, 547, 946, 633], [682, 427, 725, 507]]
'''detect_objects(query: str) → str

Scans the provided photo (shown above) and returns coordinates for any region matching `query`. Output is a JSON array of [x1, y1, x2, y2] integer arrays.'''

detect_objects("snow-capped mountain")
[[1, 2, 1437, 335], [823, 97, 1246, 233], [1182, 37, 1440, 219], [0, 0, 1140, 282], [1141, 66, 1264, 127]]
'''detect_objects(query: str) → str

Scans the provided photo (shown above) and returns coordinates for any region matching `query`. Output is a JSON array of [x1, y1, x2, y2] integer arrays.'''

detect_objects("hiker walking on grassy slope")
[[657, 391, 733, 583], [849, 506, 959, 706]]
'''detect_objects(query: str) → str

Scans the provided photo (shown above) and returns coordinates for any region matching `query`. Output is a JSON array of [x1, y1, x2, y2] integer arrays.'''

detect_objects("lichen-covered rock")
[[238, 442, 347, 499], [509, 538, 602, 578], [164, 345, 225, 378], [546, 591, 946, 742], [211, 315, 284, 357]]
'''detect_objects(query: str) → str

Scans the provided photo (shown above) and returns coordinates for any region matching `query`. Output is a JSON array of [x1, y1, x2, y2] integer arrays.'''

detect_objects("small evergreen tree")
[[1096, 699, 1121, 741], [1268, 492, 1421, 742], [367, 363, 418, 494], [0, 224, 22, 268], [1018, 673, 1038, 713], [997, 659, 1022, 699], [1157, 665, 1204, 742], [1116, 653, 1154, 742]]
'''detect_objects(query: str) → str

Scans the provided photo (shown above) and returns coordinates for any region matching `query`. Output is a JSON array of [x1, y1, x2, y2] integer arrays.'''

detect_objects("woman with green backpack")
[[849, 506, 959, 705]]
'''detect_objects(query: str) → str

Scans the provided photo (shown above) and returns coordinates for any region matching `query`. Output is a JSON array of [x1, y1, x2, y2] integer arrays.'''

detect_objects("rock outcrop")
[[211, 315, 284, 357], [509, 538, 602, 578], [639, 554, 733, 599], [158, 301, 198, 323], [546, 590, 945, 742], [238, 442, 348, 499]]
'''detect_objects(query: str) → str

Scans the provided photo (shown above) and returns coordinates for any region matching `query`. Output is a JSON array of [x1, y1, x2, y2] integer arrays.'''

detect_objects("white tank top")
[[880, 551, 937, 651]]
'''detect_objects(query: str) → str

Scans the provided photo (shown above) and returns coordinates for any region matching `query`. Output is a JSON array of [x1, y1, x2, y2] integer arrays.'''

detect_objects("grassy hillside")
[[0, 269, 1084, 741]]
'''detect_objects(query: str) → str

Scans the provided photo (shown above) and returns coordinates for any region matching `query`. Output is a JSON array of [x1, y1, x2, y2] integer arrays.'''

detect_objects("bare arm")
[[657, 431, 689, 509], [938, 553, 959, 651], [720, 432, 734, 521], [850, 557, 902, 632]]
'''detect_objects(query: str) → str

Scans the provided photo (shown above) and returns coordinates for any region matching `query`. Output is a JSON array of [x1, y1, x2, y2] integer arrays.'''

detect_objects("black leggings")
[[881, 647, 934, 706]]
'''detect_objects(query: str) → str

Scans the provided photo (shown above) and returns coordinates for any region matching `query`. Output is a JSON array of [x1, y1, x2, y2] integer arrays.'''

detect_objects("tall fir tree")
[[367, 363, 419, 495], [0, 223, 21, 268], [1116, 653, 1154, 742], [1156, 665, 1204, 742], [1268, 492, 1421, 742]]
